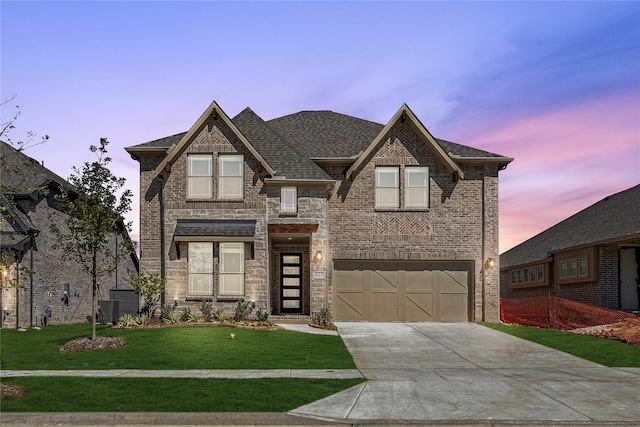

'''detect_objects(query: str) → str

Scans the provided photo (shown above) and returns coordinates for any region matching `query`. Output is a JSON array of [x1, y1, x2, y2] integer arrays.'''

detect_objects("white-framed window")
[[281, 186, 297, 214], [218, 154, 244, 199], [219, 242, 245, 296], [188, 242, 213, 296], [404, 167, 429, 208], [375, 167, 399, 208], [187, 154, 213, 199]]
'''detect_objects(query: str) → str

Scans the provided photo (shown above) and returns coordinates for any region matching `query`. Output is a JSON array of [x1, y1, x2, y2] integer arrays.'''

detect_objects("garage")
[[333, 260, 472, 322]]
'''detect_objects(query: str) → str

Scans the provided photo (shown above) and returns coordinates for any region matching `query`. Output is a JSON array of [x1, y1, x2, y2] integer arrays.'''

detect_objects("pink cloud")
[[458, 91, 640, 253]]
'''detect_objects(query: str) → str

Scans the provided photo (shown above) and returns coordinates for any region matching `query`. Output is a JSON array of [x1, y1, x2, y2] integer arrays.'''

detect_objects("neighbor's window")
[[404, 167, 429, 208], [579, 258, 588, 277], [537, 265, 544, 281], [219, 242, 245, 296], [569, 260, 577, 278], [188, 242, 213, 296], [560, 261, 567, 279], [511, 270, 517, 284], [218, 154, 244, 199], [530, 266, 537, 282], [187, 154, 213, 199], [375, 167, 399, 208], [281, 186, 297, 214]]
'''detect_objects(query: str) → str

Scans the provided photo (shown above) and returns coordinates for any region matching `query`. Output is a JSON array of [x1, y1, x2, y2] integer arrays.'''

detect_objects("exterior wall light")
[[174, 299, 178, 308], [485, 258, 495, 269], [314, 250, 323, 261]]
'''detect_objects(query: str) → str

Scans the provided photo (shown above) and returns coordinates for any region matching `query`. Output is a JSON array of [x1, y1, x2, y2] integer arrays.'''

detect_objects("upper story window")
[[405, 167, 429, 208], [281, 186, 297, 214], [187, 154, 213, 199], [375, 167, 399, 208], [218, 154, 244, 200]]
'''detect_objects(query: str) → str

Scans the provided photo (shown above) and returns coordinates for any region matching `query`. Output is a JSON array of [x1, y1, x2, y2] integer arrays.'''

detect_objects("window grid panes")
[[281, 186, 297, 213], [375, 167, 399, 208], [187, 154, 213, 199], [404, 167, 429, 208], [188, 242, 213, 296], [218, 155, 244, 199], [219, 242, 244, 296]]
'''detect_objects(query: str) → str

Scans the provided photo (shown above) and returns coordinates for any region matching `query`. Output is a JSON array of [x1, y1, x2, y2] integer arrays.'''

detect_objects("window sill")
[[279, 211, 298, 217], [217, 295, 245, 301], [374, 208, 430, 212], [186, 296, 215, 301]]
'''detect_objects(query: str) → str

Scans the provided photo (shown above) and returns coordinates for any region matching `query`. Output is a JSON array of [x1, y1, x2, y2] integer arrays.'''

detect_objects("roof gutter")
[[264, 177, 337, 187], [448, 154, 514, 169]]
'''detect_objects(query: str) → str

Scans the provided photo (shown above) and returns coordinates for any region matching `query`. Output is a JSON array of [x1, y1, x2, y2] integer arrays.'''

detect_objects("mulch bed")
[[570, 317, 640, 346], [1, 383, 24, 399], [59, 336, 127, 353]]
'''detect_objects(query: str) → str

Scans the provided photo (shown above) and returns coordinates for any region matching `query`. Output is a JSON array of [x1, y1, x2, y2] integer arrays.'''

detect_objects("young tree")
[[51, 138, 135, 339], [129, 270, 165, 318]]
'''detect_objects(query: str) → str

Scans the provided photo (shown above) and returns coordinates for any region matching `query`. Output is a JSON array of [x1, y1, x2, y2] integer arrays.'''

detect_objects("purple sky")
[[2, 1, 639, 253]]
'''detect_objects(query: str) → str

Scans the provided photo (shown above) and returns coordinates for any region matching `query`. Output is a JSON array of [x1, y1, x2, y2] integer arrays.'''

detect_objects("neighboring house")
[[0, 141, 140, 328], [125, 101, 512, 322], [500, 184, 640, 311]]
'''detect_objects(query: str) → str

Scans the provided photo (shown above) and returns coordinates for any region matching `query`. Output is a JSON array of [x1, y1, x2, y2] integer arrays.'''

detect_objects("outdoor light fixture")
[[174, 299, 178, 308], [314, 250, 323, 261], [485, 258, 495, 269]]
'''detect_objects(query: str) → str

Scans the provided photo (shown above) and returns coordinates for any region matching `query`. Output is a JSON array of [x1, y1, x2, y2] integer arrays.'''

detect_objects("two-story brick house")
[[126, 101, 512, 322]]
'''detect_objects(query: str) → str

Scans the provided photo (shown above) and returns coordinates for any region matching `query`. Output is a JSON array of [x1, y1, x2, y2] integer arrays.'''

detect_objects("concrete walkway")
[[290, 322, 640, 424]]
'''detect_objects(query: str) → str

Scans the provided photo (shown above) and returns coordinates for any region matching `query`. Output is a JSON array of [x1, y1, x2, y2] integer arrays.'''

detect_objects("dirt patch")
[[1, 383, 24, 399], [59, 336, 126, 353], [570, 317, 640, 346]]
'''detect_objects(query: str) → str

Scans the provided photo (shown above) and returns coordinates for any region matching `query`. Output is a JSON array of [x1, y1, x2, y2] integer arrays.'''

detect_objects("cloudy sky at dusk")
[[2, 1, 638, 254]]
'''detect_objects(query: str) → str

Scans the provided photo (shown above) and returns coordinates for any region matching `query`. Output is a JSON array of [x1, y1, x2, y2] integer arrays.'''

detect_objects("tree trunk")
[[91, 249, 97, 340]]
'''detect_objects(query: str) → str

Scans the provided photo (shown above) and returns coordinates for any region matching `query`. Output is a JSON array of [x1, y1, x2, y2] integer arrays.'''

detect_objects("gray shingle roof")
[[232, 108, 333, 181], [1, 141, 68, 192], [127, 106, 510, 178], [174, 219, 256, 238], [501, 184, 640, 268]]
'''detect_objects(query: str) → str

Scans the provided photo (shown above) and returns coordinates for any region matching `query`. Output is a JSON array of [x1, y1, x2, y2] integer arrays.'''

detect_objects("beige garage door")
[[333, 260, 471, 322]]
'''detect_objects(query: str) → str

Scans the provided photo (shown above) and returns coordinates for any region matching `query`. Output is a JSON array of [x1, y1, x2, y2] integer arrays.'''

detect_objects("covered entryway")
[[620, 247, 639, 311], [333, 260, 472, 322]]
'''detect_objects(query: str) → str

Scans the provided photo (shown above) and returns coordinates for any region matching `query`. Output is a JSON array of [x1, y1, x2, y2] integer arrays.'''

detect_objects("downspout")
[[15, 257, 20, 329], [29, 237, 34, 327], [159, 175, 166, 299], [481, 176, 486, 322]]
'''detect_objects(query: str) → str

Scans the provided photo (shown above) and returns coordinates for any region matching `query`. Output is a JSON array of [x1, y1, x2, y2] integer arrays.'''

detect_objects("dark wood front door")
[[281, 253, 302, 313]]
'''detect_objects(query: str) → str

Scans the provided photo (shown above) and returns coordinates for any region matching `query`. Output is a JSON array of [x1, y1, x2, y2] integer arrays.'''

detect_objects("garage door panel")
[[405, 293, 435, 321], [333, 261, 470, 322], [371, 292, 399, 321]]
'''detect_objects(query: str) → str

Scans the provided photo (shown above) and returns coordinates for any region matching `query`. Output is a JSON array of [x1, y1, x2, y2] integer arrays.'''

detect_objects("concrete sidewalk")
[[1, 369, 362, 379]]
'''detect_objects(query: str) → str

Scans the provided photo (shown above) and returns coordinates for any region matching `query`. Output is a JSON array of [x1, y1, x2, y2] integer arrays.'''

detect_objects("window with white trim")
[[218, 154, 244, 199], [188, 242, 213, 296], [281, 186, 297, 214], [404, 167, 429, 208], [375, 167, 399, 208], [219, 242, 245, 296], [187, 154, 213, 199]]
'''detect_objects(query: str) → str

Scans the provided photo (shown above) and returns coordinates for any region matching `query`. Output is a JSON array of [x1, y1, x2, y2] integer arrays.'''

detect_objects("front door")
[[281, 253, 302, 313], [620, 248, 639, 310]]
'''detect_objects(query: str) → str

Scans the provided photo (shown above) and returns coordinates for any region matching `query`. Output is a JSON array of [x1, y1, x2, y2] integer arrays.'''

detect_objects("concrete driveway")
[[290, 322, 640, 424]]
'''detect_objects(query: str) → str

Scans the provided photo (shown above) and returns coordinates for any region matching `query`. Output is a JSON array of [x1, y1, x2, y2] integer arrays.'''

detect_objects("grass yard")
[[0, 323, 356, 370], [0, 377, 365, 412], [481, 322, 640, 367]]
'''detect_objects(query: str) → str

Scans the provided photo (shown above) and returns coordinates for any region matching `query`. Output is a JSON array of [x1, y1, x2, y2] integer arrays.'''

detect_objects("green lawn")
[[0, 323, 362, 412], [481, 322, 640, 367], [0, 377, 365, 412], [0, 323, 356, 370]]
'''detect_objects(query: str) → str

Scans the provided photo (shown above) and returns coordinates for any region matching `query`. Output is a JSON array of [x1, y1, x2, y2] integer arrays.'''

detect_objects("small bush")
[[180, 308, 192, 322], [160, 304, 175, 319], [199, 300, 214, 322], [312, 306, 334, 327], [255, 307, 271, 322], [187, 311, 204, 323], [162, 311, 181, 324], [234, 301, 254, 322], [118, 314, 135, 327], [214, 309, 225, 322], [133, 313, 148, 326]]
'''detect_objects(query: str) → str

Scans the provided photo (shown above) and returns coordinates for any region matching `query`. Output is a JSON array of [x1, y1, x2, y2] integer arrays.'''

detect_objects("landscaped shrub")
[[255, 307, 271, 322], [199, 300, 214, 322], [187, 311, 204, 323], [162, 311, 181, 324], [133, 313, 148, 326], [180, 308, 192, 322], [311, 306, 336, 330], [234, 301, 254, 322], [214, 309, 225, 322], [118, 314, 135, 327], [160, 303, 175, 319]]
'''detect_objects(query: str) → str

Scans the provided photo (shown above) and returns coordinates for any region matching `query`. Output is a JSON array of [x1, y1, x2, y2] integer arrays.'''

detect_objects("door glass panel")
[[283, 277, 299, 286], [283, 266, 300, 275], [283, 255, 299, 264], [283, 289, 300, 297], [283, 300, 300, 308]]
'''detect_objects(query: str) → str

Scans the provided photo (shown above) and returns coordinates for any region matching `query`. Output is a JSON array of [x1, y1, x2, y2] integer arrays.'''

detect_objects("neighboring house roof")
[[501, 184, 640, 269], [1, 141, 68, 194], [125, 101, 513, 180], [174, 219, 257, 242]]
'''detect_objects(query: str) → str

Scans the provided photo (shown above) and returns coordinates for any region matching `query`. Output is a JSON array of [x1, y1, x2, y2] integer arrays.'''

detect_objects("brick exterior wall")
[[135, 117, 502, 322], [1, 195, 137, 328]]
